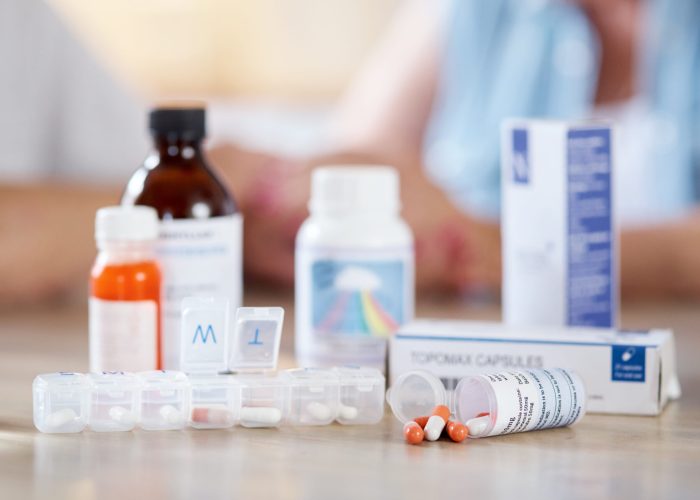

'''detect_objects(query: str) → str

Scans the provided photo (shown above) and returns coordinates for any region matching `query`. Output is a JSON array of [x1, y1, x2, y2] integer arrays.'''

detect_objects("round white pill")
[[46, 408, 78, 430], [306, 402, 332, 421], [159, 405, 183, 426], [338, 404, 358, 421], [109, 406, 137, 426]]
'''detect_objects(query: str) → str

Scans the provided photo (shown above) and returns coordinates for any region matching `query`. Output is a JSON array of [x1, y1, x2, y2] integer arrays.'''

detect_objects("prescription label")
[[487, 369, 584, 437], [89, 299, 157, 372], [566, 128, 614, 327], [157, 214, 243, 369]]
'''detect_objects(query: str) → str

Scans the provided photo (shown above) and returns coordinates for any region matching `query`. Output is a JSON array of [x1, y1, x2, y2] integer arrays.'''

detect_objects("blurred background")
[[1, 0, 699, 306]]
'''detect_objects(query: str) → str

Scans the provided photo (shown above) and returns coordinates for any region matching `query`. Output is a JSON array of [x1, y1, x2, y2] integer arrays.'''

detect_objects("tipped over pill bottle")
[[454, 368, 586, 438], [121, 105, 242, 369], [90, 206, 161, 371], [295, 166, 415, 369]]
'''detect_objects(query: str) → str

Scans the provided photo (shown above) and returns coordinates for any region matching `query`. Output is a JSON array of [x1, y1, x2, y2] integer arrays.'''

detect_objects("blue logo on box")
[[611, 345, 645, 382], [512, 129, 529, 184]]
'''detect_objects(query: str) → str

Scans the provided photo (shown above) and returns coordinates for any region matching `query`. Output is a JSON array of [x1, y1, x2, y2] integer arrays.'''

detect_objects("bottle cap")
[[94, 206, 159, 243], [309, 166, 401, 215], [149, 106, 206, 140], [228, 307, 284, 372], [179, 297, 231, 374], [385, 370, 447, 424]]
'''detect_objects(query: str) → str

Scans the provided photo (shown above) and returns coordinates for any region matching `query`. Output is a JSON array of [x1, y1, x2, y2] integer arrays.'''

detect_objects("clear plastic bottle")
[[121, 106, 242, 369], [295, 166, 415, 370], [89, 206, 161, 371]]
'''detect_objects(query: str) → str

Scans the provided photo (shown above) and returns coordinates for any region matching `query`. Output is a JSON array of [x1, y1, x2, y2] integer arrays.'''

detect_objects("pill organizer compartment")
[[138, 371, 191, 431], [33, 372, 90, 433], [236, 374, 287, 428], [87, 372, 141, 432], [334, 366, 385, 425], [283, 368, 339, 426], [189, 374, 242, 429]]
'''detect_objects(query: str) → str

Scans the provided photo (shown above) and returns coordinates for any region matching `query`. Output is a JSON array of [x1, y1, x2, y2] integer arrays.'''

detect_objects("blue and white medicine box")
[[390, 320, 680, 415], [501, 119, 618, 328]]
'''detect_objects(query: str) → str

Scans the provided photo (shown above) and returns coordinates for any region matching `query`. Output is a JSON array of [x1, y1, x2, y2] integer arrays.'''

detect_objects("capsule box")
[[501, 119, 619, 328], [390, 319, 681, 415]]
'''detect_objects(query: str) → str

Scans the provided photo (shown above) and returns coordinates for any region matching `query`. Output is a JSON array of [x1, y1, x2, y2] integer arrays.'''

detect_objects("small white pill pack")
[[33, 301, 385, 433]]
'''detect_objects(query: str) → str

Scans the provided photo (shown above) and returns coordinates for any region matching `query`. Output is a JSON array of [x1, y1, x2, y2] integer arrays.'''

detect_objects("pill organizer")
[[32, 368, 386, 433], [283, 368, 340, 426], [87, 371, 140, 432], [189, 374, 243, 429], [138, 370, 191, 431], [33, 304, 386, 434], [334, 366, 385, 425], [33, 372, 90, 433]]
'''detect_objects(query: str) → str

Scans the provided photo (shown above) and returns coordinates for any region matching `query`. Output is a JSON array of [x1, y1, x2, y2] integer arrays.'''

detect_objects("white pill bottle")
[[454, 368, 586, 437], [295, 166, 414, 370]]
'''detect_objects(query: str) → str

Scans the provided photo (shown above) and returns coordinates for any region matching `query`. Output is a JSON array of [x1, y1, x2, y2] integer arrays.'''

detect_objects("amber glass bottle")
[[121, 106, 242, 369]]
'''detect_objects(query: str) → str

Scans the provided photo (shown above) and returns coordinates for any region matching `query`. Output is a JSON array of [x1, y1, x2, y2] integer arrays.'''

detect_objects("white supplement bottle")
[[295, 166, 415, 369]]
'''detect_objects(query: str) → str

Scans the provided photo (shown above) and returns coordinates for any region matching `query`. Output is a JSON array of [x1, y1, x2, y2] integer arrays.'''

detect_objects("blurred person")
[[1, 0, 699, 305], [224, 0, 700, 300]]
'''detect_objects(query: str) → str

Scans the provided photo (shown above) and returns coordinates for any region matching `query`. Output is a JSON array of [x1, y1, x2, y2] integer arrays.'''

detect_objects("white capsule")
[[306, 401, 332, 421], [46, 408, 78, 429], [109, 406, 137, 426], [338, 404, 358, 421], [240, 406, 282, 428], [466, 415, 491, 437], [159, 404, 184, 426], [424, 415, 447, 441]]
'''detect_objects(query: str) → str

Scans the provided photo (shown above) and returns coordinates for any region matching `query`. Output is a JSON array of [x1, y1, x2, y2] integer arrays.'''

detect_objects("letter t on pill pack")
[[501, 119, 619, 328]]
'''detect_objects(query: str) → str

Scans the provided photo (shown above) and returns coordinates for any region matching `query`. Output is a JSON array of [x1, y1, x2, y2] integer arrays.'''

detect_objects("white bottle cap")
[[309, 166, 401, 215], [95, 206, 159, 243]]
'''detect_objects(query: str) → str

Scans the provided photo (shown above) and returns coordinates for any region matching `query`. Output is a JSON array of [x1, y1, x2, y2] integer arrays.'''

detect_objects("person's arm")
[[0, 183, 119, 304], [325, 0, 447, 166]]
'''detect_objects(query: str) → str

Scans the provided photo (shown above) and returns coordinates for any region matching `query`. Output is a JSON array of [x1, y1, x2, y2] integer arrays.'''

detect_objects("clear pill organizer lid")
[[33, 372, 90, 390], [229, 307, 284, 372], [180, 297, 230, 374], [88, 371, 141, 389], [385, 370, 447, 423], [334, 366, 384, 388], [139, 370, 190, 387], [283, 367, 339, 386]]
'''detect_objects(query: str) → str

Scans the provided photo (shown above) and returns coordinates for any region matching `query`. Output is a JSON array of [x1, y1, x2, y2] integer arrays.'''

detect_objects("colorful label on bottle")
[[157, 214, 243, 369], [296, 245, 414, 366], [89, 298, 158, 372]]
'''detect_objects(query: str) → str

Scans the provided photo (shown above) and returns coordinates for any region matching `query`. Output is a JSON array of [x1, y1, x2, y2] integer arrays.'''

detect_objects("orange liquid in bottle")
[[90, 260, 162, 368]]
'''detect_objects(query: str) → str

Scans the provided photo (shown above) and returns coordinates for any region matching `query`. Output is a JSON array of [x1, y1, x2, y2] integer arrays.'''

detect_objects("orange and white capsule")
[[466, 413, 491, 437], [403, 421, 424, 445], [413, 416, 429, 428], [446, 420, 468, 443], [424, 405, 450, 441]]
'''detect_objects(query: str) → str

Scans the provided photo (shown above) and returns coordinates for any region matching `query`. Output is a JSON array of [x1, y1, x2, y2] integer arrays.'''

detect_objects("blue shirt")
[[423, 0, 700, 221]]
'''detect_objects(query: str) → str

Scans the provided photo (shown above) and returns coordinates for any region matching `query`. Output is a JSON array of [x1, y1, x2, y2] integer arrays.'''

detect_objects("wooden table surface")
[[1, 290, 699, 500]]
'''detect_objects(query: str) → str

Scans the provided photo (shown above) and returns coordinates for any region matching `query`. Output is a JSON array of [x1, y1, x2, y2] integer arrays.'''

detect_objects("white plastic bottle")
[[295, 166, 415, 369]]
